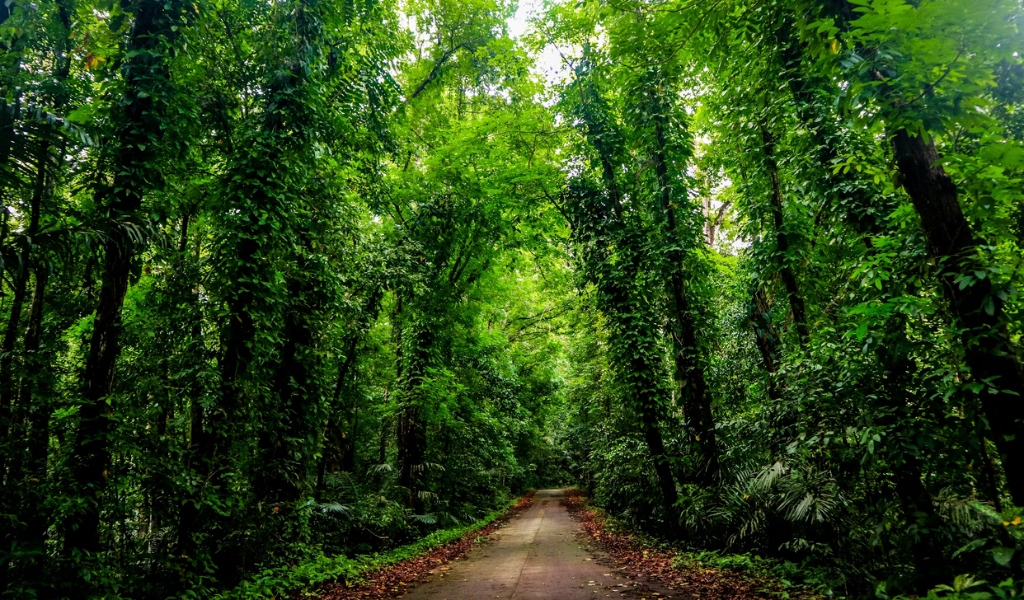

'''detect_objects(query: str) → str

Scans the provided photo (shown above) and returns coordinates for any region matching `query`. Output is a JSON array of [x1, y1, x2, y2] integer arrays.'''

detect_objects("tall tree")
[[66, 0, 191, 574]]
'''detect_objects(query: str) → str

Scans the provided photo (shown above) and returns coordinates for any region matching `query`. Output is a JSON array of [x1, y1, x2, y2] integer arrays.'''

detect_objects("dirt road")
[[400, 489, 669, 600]]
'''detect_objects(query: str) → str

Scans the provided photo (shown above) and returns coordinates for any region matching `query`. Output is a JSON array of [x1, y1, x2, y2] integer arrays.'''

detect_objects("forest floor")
[[315, 489, 810, 600]]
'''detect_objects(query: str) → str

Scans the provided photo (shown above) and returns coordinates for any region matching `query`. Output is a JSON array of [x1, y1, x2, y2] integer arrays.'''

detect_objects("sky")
[[507, 0, 573, 86], [508, 0, 542, 38]]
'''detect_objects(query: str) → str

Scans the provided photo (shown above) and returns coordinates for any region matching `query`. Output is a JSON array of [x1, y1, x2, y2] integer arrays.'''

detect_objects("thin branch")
[[408, 43, 469, 101], [895, 47, 964, 108]]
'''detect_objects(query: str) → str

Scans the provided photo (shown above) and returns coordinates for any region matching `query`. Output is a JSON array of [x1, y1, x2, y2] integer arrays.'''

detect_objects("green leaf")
[[990, 547, 1015, 567]]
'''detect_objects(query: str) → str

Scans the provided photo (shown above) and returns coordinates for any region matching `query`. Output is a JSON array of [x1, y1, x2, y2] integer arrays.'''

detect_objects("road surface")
[[400, 489, 671, 600]]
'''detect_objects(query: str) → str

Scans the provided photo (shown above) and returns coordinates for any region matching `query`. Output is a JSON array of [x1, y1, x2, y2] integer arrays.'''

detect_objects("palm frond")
[[411, 513, 437, 525]]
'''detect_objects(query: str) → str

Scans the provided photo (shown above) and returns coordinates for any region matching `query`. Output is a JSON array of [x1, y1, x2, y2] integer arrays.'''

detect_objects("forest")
[[1, 0, 1023, 596]]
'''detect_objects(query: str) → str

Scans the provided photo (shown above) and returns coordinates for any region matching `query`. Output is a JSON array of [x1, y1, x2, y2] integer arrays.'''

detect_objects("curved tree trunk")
[[568, 66, 680, 516], [890, 129, 1024, 505]]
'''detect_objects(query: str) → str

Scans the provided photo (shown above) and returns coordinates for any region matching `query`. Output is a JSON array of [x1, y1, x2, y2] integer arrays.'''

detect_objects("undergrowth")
[[213, 497, 521, 600], [672, 550, 837, 598], [596, 501, 1022, 600], [573, 496, 829, 595]]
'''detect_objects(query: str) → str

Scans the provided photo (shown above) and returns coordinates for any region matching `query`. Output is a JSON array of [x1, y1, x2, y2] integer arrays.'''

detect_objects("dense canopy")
[[2, 0, 1024, 597]]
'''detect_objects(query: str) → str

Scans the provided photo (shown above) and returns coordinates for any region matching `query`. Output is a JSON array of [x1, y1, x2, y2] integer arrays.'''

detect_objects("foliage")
[[2, 0, 1024, 596]]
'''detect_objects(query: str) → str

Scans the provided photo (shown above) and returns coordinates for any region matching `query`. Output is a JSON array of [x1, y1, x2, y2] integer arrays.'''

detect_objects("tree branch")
[[408, 43, 469, 101]]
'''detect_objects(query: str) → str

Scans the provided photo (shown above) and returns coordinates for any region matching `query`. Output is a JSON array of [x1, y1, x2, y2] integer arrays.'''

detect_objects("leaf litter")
[[562, 490, 820, 600]]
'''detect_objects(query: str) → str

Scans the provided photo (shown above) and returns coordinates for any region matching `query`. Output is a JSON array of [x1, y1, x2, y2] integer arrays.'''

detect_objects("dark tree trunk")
[[66, 0, 186, 582], [316, 288, 381, 497], [567, 190, 680, 515], [382, 298, 402, 472], [177, 388, 205, 557], [650, 113, 718, 485], [345, 401, 358, 473], [178, 210, 191, 254], [0, 255, 29, 476], [749, 285, 781, 378], [398, 328, 431, 511], [760, 128, 810, 346], [317, 342, 358, 497], [891, 129, 1024, 504], [890, 454, 943, 588], [258, 279, 315, 507], [316, 343, 359, 498], [748, 283, 788, 455], [174, 224, 207, 579], [0, 135, 41, 477], [378, 414, 389, 466], [773, 25, 954, 526], [875, 317, 945, 589], [569, 72, 680, 515], [68, 228, 134, 559], [248, 272, 317, 565], [1, 263, 49, 590], [974, 411, 1004, 512], [802, 0, 1024, 505], [639, 402, 679, 515], [1, 11, 70, 584], [19, 264, 50, 553], [605, 276, 679, 516], [195, 245, 256, 581], [332, 335, 360, 475], [397, 403, 426, 510], [1, 135, 48, 596]]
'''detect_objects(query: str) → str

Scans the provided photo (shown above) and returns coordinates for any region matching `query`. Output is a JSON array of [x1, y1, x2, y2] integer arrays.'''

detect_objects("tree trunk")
[[875, 316, 945, 589], [19, 263, 50, 554], [651, 112, 718, 484], [176, 381, 205, 561], [748, 283, 788, 455], [569, 70, 680, 515], [891, 129, 1024, 504], [760, 127, 810, 346], [67, 228, 133, 558], [397, 403, 426, 509], [174, 223, 208, 581], [1, 263, 49, 590], [0, 256, 29, 477], [398, 327, 431, 511], [1, 12, 70, 585], [316, 288, 381, 497], [332, 336, 360, 475], [640, 409, 679, 514], [378, 414, 389, 466], [1, 135, 47, 595], [345, 400, 358, 473], [66, 0, 185, 574], [194, 242, 256, 582], [749, 284, 781, 379], [258, 280, 315, 507], [0, 133, 41, 477]]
